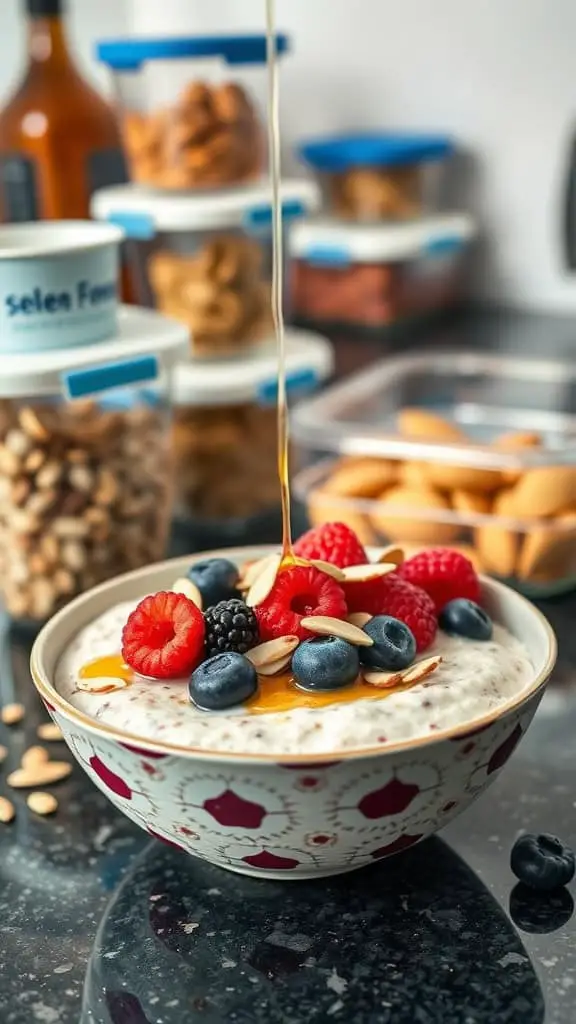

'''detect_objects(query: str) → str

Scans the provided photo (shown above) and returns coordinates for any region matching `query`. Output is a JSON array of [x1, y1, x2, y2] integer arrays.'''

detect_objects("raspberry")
[[398, 548, 480, 614], [255, 565, 348, 642], [343, 575, 392, 616], [377, 576, 437, 652], [122, 592, 205, 679], [294, 521, 366, 569], [204, 599, 259, 658]]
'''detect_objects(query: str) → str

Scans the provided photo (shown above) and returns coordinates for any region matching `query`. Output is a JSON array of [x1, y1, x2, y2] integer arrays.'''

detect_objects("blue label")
[[302, 244, 352, 268], [423, 236, 464, 257], [5, 280, 117, 319], [257, 368, 319, 405], [62, 355, 159, 399], [107, 211, 156, 240], [243, 200, 306, 233]]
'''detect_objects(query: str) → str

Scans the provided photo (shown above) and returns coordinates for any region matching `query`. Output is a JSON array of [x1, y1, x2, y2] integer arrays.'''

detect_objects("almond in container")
[[516, 511, 576, 583], [451, 489, 493, 516], [370, 485, 460, 544], [493, 430, 542, 485], [474, 489, 519, 578], [325, 456, 398, 498], [307, 490, 377, 547], [397, 409, 466, 442], [504, 466, 576, 518]]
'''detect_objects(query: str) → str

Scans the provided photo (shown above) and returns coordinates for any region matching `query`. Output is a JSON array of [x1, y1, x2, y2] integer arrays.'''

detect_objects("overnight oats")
[[54, 524, 534, 756]]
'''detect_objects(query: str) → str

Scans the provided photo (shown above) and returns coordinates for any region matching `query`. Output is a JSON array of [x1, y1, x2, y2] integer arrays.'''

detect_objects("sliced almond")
[[240, 553, 279, 590], [77, 677, 128, 694], [246, 636, 299, 669], [400, 655, 443, 685], [246, 554, 281, 607], [307, 559, 346, 581], [0, 797, 15, 823], [300, 615, 374, 646], [341, 563, 397, 583], [21, 746, 49, 770], [347, 612, 372, 627], [377, 546, 405, 567], [8, 761, 72, 788], [1, 703, 25, 726], [172, 577, 203, 609], [363, 669, 404, 689], [27, 792, 58, 816], [37, 723, 63, 742], [255, 654, 293, 676]]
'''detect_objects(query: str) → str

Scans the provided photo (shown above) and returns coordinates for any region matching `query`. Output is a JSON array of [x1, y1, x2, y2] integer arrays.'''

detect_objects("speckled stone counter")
[[0, 591, 575, 1024]]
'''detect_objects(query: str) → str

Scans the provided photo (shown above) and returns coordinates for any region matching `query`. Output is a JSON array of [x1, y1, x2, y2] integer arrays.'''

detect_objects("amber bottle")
[[0, 0, 127, 222]]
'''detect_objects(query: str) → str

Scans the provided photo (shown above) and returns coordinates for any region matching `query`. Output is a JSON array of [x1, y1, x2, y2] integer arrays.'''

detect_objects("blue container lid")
[[97, 33, 290, 71], [299, 133, 454, 173]]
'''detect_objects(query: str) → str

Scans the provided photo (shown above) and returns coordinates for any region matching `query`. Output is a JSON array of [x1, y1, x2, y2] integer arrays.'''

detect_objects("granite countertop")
[[1, 309, 576, 1023]]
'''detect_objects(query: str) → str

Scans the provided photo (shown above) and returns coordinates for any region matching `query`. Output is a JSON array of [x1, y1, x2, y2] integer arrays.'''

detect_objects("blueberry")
[[189, 652, 257, 711], [439, 598, 493, 641], [510, 833, 575, 892], [187, 558, 240, 609], [359, 616, 416, 671], [292, 636, 360, 692]]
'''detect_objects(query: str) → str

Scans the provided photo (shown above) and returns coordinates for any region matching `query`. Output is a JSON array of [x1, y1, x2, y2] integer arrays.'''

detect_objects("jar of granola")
[[0, 306, 189, 623]]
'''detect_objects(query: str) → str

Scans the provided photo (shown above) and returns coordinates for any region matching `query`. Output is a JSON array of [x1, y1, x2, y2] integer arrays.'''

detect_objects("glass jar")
[[0, 306, 189, 622], [96, 34, 289, 191], [91, 180, 320, 358], [289, 214, 475, 330], [299, 133, 454, 222]]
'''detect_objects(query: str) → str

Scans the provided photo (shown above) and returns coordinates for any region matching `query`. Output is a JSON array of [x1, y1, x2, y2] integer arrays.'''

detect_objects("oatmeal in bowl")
[[30, 525, 556, 879]]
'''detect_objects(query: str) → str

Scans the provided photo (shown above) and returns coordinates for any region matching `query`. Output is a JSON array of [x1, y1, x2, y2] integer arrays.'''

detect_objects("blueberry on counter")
[[292, 636, 360, 692], [439, 598, 493, 641], [187, 558, 240, 609], [510, 833, 575, 892], [360, 616, 416, 671], [189, 652, 258, 711]]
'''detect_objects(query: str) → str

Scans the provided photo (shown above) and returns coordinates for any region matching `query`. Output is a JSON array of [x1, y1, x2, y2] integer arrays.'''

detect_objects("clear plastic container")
[[299, 133, 454, 222], [92, 180, 320, 358], [0, 306, 189, 622], [172, 327, 333, 533], [96, 34, 289, 191], [292, 351, 576, 597], [289, 214, 475, 330]]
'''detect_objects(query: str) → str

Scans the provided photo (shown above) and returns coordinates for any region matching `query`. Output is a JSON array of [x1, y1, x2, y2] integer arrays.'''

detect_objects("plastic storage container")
[[292, 351, 576, 597], [92, 180, 320, 358], [0, 305, 189, 622], [299, 133, 454, 222], [96, 34, 289, 191], [172, 327, 333, 534], [290, 214, 475, 330]]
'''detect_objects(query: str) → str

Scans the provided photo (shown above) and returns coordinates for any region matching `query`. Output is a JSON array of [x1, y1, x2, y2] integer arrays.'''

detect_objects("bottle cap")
[[26, 0, 63, 16]]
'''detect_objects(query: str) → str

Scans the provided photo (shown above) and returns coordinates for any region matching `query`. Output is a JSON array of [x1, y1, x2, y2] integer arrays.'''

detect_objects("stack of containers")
[[290, 133, 476, 331], [0, 221, 189, 624], [94, 35, 334, 543]]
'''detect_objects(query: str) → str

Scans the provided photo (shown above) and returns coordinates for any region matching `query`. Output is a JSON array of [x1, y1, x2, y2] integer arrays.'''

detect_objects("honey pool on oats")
[[54, 534, 534, 756]]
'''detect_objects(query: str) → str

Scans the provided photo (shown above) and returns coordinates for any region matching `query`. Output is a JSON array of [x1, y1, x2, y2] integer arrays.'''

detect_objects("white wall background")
[[2, 0, 576, 312]]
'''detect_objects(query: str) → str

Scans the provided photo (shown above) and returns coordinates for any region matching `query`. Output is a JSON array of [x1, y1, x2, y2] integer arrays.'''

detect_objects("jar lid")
[[91, 180, 321, 237], [0, 305, 190, 399], [289, 213, 476, 265], [299, 133, 454, 173], [173, 328, 333, 407], [96, 33, 289, 72]]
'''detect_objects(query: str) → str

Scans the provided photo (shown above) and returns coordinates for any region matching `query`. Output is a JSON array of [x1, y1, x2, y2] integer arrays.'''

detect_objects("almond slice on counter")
[[246, 554, 281, 607], [77, 677, 128, 694], [37, 723, 63, 742], [308, 559, 346, 581], [0, 797, 15, 823], [27, 792, 58, 816], [300, 616, 374, 646], [363, 669, 404, 689], [246, 636, 299, 670], [340, 563, 397, 583], [172, 577, 203, 609], [400, 655, 442, 685], [347, 612, 373, 628], [1, 703, 25, 725], [377, 546, 405, 567], [7, 761, 72, 788], [21, 746, 49, 770]]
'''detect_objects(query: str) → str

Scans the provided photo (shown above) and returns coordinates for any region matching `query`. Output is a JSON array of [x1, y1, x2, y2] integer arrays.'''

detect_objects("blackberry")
[[204, 599, 259, 658]]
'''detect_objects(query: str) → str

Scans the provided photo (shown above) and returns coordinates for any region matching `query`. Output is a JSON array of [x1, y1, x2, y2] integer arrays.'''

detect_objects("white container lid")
[[289, 213, 476, 265], [0, 305, 190, 399], [91, 179, 321, 237], [173, 327, 333, 407], [0, 221, 123, 260]]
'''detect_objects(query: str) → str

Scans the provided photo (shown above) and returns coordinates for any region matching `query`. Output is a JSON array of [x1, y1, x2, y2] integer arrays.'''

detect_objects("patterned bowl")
[[30, 548, 556, 880]]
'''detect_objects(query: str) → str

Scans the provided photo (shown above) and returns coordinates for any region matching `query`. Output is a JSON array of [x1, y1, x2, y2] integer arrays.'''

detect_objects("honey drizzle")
[[266, 0, 294, 565]]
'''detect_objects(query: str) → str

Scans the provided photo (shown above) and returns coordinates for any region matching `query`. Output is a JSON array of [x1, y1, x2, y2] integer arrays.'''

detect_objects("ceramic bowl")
[[30, 548, 556, 880]]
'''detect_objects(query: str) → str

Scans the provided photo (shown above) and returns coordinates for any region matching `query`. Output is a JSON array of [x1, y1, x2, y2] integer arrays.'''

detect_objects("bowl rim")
[[30, 548, 558, 765]]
